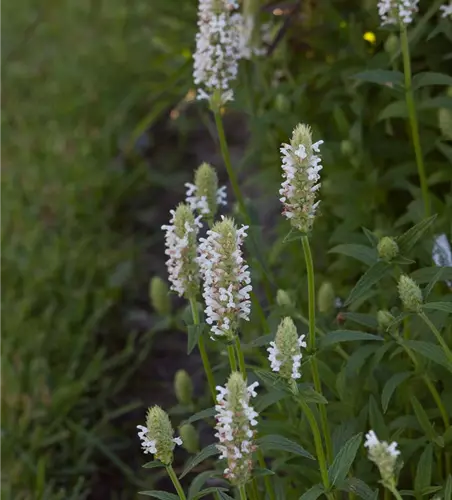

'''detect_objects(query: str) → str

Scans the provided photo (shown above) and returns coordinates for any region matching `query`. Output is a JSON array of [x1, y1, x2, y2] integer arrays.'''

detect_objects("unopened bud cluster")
[[279, 124, 323, 233], [377, 0, 419, 26], [162, 204, 201, 298], [179, 423, 199, 453], [318, 281, 335, 314], [174, 369, 193, 406], [378, 236, 399, 261], [398, 275, 423, 312], [364, 430, 400, 486], [198, 217, 252, 339], [377, 310, 395, 330], [149, 276, 171, 316], [215, 372, 259, 485], [137, 406, 182, 464], [267, 317, 307, 381], [185, 163, 227, 221]]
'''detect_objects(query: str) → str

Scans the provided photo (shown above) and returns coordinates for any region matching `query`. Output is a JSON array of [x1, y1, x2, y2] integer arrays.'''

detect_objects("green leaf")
[[328, 433, 363, 486], [244, 334, 274, 348], [412, 72, 452, 89], [369, 396, 387, 438], [444, 475, 452, 500], [328, 244, 377, 266], [346, 345, 377, 378], [344, 261, 392, 306], [298, 387, 328, 405], [187, 324, 206, 355], [423, 302, 452, 314], [298, 484, 325, 500], [420, 96, 452, 110], [191, 488, 228, 500], [414, 443, 433, 495], [257, 434, 315, 460], [378, 100, 409, 121], [255, 390, 288, 412], [424, 268, 445, 299], [320, 330, 383, 348], [217, 492, 235, 500], [337, 478, 378, 500], [381, 372, 412, 413], [181, 407, 215, 426], [403, 340, 452, 373], [396, 215, 438, 254], [180, 444, 218, 479], [139, 492, 179, 500], [254, 369, 290, 392], [351, 69, 404, 86], [410, 395, 440, 445], [341, 313, 378, 330], [188, 471, 225, 498], [362, 227, 379, 247], [252, 468, 276, 478], [142, 460, 165, 469], [411, 266, 452, 284]]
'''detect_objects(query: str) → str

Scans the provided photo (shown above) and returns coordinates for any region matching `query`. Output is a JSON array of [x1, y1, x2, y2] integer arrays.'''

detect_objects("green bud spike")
[[377, 236, 399, 262], [174, 369, 193, 406], [398, 275, 423, 312], [179, 424, 199, 454], [276, 289, 293, 308], [318, 281, 335, 314], [145, 406, 177, 465], [149, 277, 171, 316]]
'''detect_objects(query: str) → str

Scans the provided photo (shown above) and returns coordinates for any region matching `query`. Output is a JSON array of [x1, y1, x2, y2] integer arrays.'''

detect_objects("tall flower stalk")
[[279, 124, 333, 461]]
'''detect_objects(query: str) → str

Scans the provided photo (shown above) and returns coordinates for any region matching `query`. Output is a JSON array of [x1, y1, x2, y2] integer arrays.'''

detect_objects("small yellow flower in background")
[[363, 31, 376, 44]]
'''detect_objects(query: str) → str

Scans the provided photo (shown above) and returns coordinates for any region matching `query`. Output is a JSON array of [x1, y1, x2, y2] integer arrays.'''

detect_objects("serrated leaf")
[[342, 312, 379, 330], [410, 395, 439, 444], [142, 460, 165, 469], [328, 244, 377, 265], [351, 69, 404, 86], [378, 100, 409, 121], [298, 387, 328, 405], [187, 324, 206, 355], [337, 478, 378, 500], [254, 369, 290, 392], [191, 488, 228, 500], [381, 372, 412, 413], [423, 302, 452, 314], [181, 407, 215, 426], [403, 340, 452, 373], [256, 389, 288, 412], [328, 433, 363, 486], [180, 444, 218, 479], [412, 72, 452, 89], [243, 334, 274, 348], [320, 330, 383, 348], [257, 434, 314, 460], [396, 215, 438, 254], [298, 484, 325, 500], [414, 443, 433, 494], [217, 492, 235, 500], [344, 261, 392, 306], [139, 492, 179, 500], [411, 266, 452, 284]]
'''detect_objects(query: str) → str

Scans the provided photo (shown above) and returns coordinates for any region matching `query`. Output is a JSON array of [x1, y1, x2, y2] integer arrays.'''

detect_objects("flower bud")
[[384, 33, 399, 55], [340, 140, 354, 157], [318, 281, 335, 314], [149, 276, 171, 316], [274, 94, 290, 113], [377, 310, 395, 330], [378, 236, 399, 261], [162, 204, 201, 298], [438, 108, 452, 140], [215, 372, 259, 485], [364, 430, 400, 486], [179, 423, 199, 453], [137, 406, 182, 464], [398, 275, 423, 312], [276, 289, 293, 308], [174, 369, 194, 406], [279, 123, 323, 234], [267, 317, 307, 382], [185, 163, 227, 221]]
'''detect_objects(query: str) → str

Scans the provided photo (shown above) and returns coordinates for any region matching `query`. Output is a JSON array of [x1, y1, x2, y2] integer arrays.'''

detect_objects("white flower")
[[440, 2, 452, 18], [137, 425, 157, 454], [185, 183, 227, 215], [193, 0, 243, 106], [198, 217, 252, 339], [215, 373, 258, 485], [377, 0, 419, 26], [364, 430, 400, 485], [432, 234, 452, 267], [162, 204, 202, 298], [280, 124, 323, 233]]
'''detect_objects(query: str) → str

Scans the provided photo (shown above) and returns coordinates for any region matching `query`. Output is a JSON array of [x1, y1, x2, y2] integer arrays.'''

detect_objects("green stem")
[[235, 336, 247, 377], [387, 484, 404, 500], [400, 25, 430, 217], [298, 397, 330, 491], [419, 311, 452, 365], [257, 449, 275, 500], [227, 344, 238, 372], [238, 485, 248, 500], [166, 464, 187, 500], [190, 298, 216, 401], [301, 235, 333, 462]]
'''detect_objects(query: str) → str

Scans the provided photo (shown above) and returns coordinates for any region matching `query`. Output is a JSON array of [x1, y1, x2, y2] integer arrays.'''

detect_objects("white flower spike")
[[377, 0, 419, 26], [440, 2, 452, 19], [364, 430, 400, 486], [198, 217, 252, 340]]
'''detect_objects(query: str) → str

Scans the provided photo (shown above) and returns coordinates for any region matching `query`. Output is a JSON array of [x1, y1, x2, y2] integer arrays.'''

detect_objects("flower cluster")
[[398, 275, 423, 312], [440, 2, 452, 19], [267, 317, 307, 382], [185, 162, 227, 221], [377, 0, 419, 26], [280, 124, 323, 233], [162, 204, 201, 298], [193, 0, 243, 107], [215, 372, 259, 485], [364, 430, 400, 486], [198, 217, 252, 339], [137, 406, 182, 465], [432, 234, 452, 287]]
